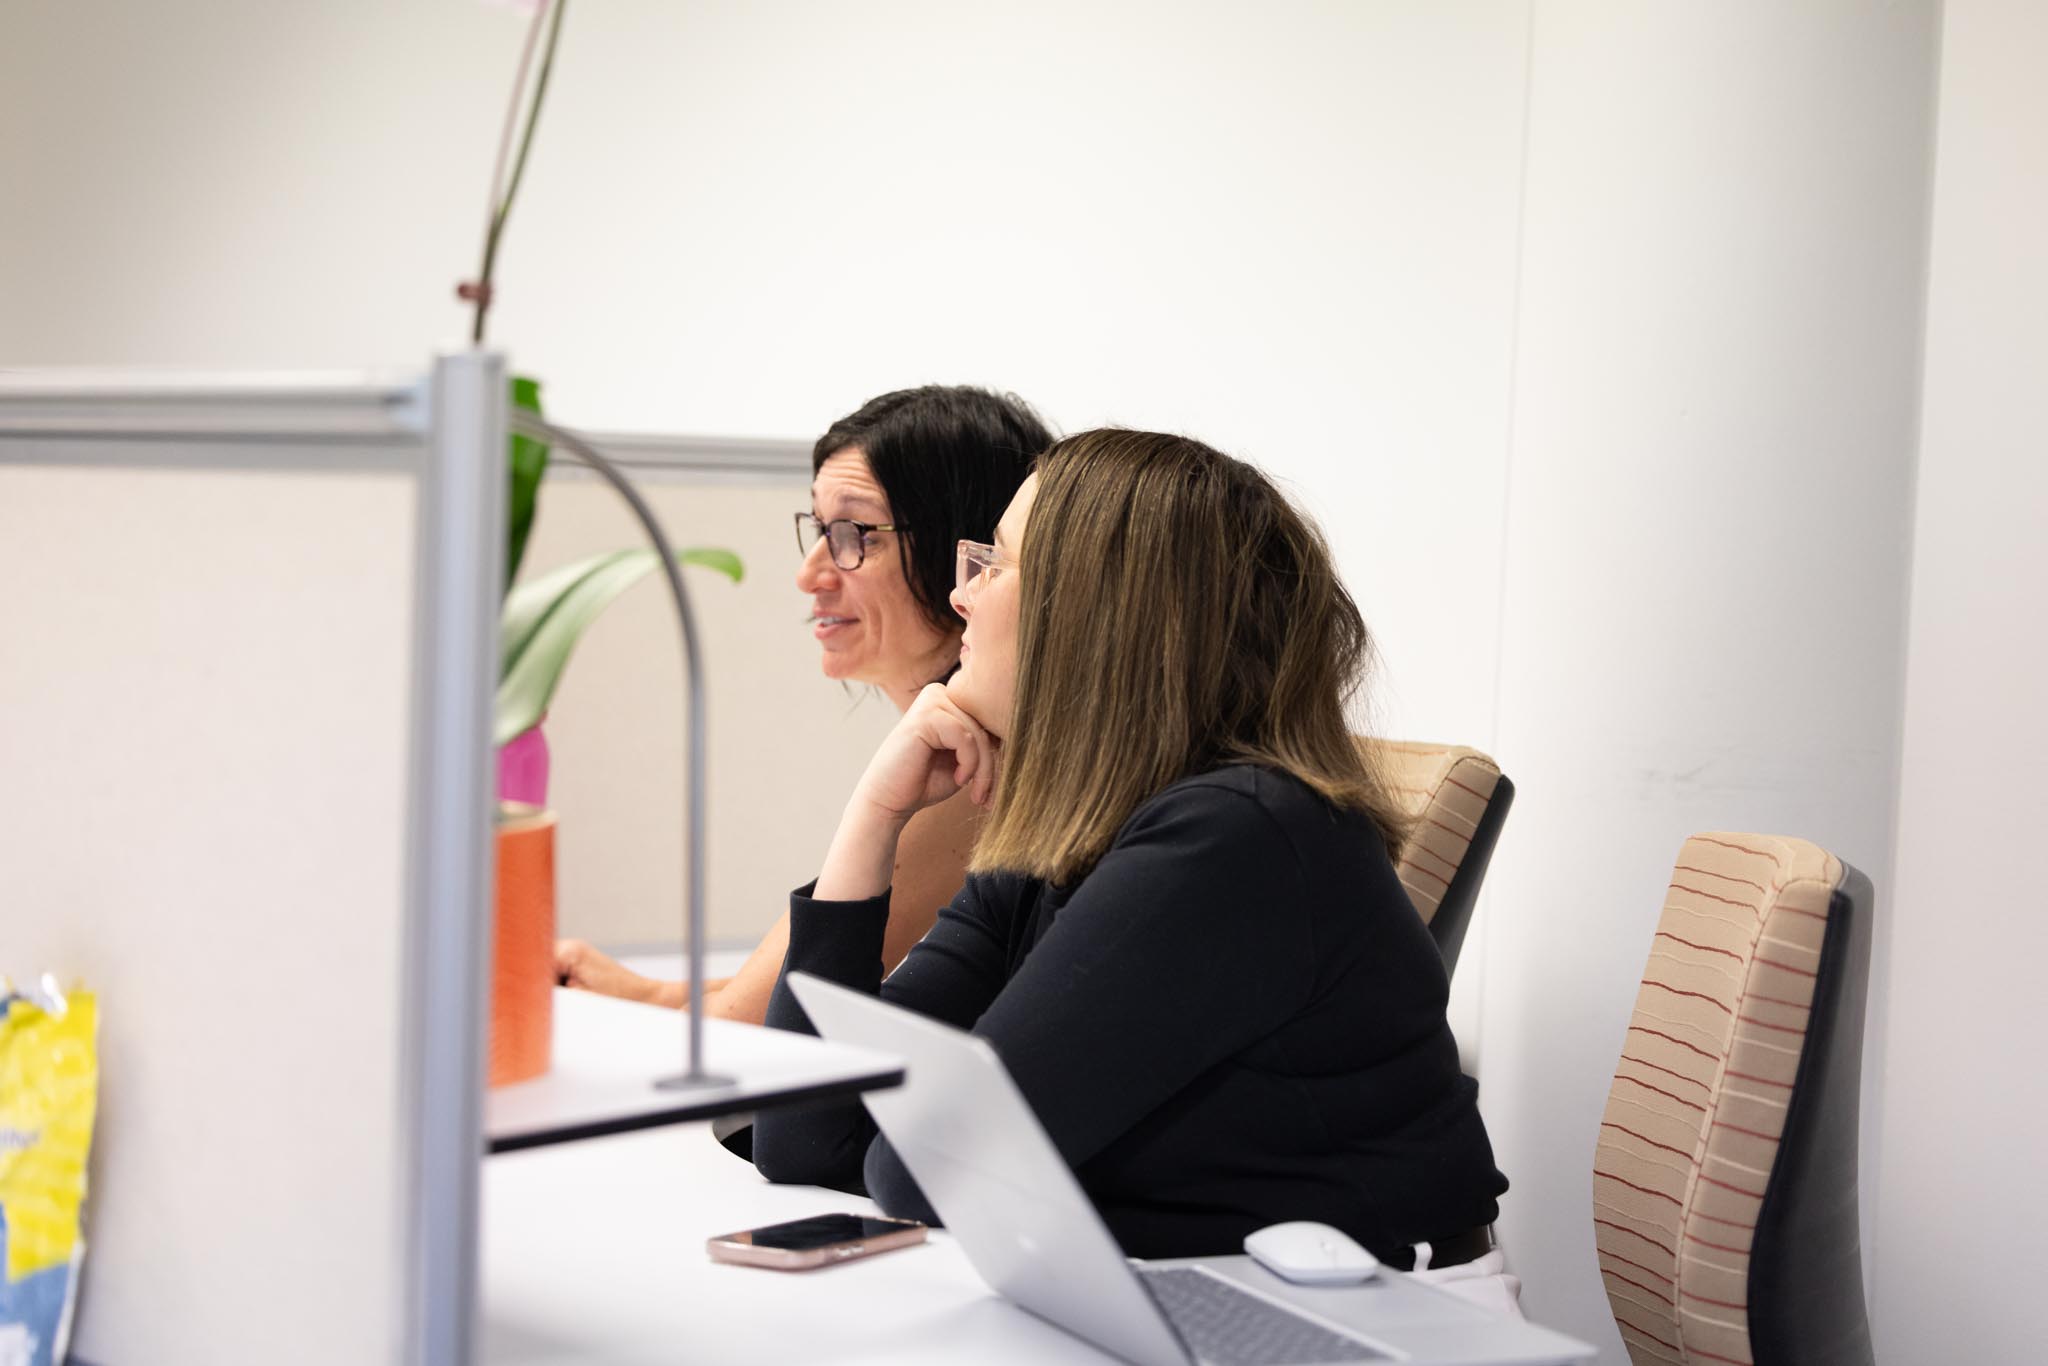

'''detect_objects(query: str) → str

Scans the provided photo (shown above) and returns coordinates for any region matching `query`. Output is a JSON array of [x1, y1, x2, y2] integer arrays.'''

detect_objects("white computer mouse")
[[1242, 1221, 1381, 1285]]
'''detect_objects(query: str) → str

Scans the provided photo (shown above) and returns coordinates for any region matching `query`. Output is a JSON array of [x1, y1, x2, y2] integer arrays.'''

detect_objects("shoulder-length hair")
[[971, 428, 1411, 885]]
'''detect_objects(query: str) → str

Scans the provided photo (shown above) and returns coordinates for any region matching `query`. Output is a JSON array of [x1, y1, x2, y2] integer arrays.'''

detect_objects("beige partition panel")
[[2, 464, 412, 1362], [0, 360, 501, 1366]]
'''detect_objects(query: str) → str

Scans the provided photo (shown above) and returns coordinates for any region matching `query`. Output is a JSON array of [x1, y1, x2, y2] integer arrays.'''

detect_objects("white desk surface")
[[485, 986, 904, 1154], [482, 961, 1585, 1364], [479, 1121, 1592, 1366], [481, 1120, 1117, 1365], [485, 956, 1102, 1362]]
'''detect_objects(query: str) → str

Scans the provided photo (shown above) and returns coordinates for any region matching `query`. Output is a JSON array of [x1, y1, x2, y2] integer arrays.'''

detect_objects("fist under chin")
[[943, 677, 1001, 739]]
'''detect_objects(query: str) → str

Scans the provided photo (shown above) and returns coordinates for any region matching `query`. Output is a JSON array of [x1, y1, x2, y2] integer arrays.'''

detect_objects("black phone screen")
[[745, 1214, 916, 1250]]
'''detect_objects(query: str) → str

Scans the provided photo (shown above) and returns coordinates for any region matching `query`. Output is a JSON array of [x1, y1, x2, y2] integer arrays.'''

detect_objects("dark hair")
[[973, 428, 1410, 883], [813, 386, 1052, 637]]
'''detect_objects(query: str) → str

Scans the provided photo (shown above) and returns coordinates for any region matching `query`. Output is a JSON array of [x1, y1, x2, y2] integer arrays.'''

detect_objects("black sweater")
[[754, 764, 1507, 1262]]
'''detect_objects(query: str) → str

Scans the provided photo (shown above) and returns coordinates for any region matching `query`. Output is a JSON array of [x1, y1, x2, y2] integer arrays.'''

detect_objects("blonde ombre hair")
[[970, 429, 1411, 884]]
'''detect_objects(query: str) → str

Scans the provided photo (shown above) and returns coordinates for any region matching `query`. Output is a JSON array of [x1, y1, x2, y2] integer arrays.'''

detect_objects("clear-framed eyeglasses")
[[794, 512, 904, 571], [955, 539, 1015, 603]]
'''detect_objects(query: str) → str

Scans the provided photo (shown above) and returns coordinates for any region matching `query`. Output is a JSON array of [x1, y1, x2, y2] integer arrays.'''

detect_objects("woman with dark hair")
[[754, 429, 1509, 1272], [555, 385, 1051, 1023]]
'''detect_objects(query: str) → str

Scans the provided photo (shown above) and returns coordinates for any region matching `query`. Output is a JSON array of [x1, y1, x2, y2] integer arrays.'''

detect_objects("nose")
[[796, 535, 838, 593], [949, 578, 973, 620]]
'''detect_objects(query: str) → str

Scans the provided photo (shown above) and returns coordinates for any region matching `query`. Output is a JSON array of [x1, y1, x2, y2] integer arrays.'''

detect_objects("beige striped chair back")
[[1594, 834, 1874, 1366], [1363, 740, 1513, 977]]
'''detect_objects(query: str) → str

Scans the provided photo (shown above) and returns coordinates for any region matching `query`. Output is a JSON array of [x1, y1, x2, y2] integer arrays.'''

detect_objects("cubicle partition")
[[0, 359, 503, 1365]]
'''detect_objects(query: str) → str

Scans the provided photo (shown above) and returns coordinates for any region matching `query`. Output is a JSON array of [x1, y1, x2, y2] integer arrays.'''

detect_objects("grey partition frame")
[[0, 354, 503, 1366]]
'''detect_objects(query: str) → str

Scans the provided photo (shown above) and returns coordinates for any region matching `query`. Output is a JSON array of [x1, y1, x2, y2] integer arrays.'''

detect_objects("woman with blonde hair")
[[754, 429, 1507, 1270]]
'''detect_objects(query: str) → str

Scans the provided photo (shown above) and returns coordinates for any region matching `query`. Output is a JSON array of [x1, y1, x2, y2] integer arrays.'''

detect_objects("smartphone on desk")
[[706, 1213, 928, 1271]]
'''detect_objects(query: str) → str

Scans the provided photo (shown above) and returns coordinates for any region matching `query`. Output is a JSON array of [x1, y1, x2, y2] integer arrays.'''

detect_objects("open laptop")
[[787, 973, 1592, 1366]]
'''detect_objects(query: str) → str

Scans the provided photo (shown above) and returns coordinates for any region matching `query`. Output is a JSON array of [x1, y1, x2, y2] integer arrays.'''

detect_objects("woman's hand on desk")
[[554, 939, 727, 1011]]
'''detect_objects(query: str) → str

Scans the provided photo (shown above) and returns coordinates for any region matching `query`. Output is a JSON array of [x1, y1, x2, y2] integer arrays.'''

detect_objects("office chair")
[[1593, 834, 1874, 1366], [1364, 740, 1515, 978]]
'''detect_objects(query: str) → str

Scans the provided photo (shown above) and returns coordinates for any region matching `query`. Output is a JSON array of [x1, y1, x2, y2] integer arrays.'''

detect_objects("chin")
[[947, 683, 1001, 738]]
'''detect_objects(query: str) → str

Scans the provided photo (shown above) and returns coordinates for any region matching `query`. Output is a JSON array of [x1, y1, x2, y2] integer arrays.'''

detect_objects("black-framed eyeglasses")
[[794, 512, 904, 570]]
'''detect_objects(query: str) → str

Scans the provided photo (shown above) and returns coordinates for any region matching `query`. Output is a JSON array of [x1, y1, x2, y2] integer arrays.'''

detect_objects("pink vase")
[[498, 722, 551, 806]]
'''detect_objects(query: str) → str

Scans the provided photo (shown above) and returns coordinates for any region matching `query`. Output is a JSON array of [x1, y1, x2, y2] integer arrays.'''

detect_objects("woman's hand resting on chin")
[[815, 683, 999, 902], [850, 682, 1001, 824]]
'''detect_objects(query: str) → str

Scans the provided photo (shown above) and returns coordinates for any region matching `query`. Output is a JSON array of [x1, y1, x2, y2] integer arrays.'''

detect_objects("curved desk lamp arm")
[[508, 410, 728, 1089]]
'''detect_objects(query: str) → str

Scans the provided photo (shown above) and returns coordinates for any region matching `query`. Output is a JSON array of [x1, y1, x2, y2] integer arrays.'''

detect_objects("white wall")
[[492, 0, 1533, 755], [1875, 3, 2048, 1361], [0, 0, 1529, 750], [1479, 6, 1939, 1356], [0, 2, 515, 369]]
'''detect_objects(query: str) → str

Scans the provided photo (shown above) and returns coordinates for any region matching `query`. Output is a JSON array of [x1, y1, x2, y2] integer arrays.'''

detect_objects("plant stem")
[[476, 3, 548, 281], [471, 0, 571, 345]]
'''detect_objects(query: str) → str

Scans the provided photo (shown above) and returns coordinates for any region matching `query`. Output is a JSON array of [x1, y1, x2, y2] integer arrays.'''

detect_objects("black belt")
[[1389, 1225, 1492, 1273]]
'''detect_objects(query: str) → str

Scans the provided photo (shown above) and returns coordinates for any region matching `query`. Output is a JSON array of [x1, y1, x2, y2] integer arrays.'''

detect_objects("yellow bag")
[[0, 985, 98, 1366]]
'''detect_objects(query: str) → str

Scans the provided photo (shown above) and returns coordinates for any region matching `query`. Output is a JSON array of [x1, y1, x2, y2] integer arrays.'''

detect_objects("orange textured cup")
[[490, 803, 557, 1087]]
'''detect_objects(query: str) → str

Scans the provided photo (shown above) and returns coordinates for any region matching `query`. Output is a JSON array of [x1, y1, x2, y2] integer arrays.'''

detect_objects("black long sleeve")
[[755, 765, 1506, 1261]]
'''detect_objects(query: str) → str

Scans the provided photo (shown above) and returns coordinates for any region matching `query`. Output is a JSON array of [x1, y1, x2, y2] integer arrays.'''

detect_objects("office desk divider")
[[0, 357, 504, 1366]]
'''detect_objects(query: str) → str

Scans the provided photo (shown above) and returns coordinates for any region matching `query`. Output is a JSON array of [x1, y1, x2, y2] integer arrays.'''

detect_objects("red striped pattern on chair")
[[1365, 740, 1504, 926], [1593, 834, 1842, 1366]]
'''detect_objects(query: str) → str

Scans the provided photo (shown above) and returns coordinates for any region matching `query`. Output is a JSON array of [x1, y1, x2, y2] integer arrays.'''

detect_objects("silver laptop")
[[787, 973, 1592, 1366]]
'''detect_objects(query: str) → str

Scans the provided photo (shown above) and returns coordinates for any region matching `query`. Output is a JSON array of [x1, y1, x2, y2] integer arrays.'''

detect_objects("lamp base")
[[652, 1070, 737, 1092]]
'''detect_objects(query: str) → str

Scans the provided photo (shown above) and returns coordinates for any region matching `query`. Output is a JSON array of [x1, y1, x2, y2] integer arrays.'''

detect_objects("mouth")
[[810, 612, 858, 639]]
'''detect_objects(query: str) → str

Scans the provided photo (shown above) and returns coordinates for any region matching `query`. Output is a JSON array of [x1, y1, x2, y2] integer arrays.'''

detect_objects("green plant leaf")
[[505, 375, 549, 594], [499, 547, 638, 679], [678, 546, 744, 584], [495, 546, 745, 746]]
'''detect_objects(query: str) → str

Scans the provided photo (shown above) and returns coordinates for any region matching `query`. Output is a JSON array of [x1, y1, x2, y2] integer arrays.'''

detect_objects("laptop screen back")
[[787, 973, 1192, 1366]]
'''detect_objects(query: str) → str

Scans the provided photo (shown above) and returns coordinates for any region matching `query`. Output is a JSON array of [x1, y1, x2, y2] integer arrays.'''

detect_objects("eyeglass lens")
[[957, 543, 995, 598], [796, 515, 870, 570], [826, 521, 866, 568]]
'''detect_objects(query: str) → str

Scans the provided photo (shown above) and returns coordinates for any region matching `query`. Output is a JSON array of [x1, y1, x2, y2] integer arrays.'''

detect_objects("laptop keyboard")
[[1137, 1266, 1391, 1364]]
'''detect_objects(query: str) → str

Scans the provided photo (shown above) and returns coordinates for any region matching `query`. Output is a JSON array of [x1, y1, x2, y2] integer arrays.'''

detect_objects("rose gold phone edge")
[[705, 1217, 928, 1271]]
